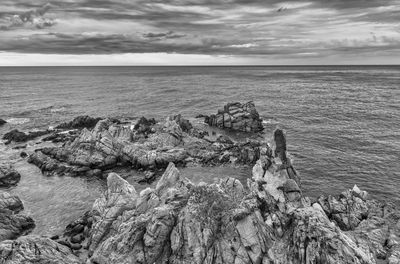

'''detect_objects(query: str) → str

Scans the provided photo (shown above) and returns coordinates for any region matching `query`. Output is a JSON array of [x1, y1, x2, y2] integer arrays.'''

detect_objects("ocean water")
[[0, 66, 399, 234]]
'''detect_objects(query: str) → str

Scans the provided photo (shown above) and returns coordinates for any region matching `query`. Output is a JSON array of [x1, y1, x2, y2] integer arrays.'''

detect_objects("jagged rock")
[[28, 117, 265, 180], [0, 119, 6, 126], [0, 192, 34, 242], [202, 101, 263, 132], [82, 161, 378, 264], [56, 115, 102, 130], [2, 129, 49, 143], [0, 213, 35, 242], [0, 163, 21, 187], [133, 117, 156, 135], [171, 114, 193, 132], [0, 193, 24, 213], [0, 236, 82, 264]]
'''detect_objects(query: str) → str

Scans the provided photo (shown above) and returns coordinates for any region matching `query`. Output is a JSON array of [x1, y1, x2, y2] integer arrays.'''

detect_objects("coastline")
[[0, 102, 399, 263]]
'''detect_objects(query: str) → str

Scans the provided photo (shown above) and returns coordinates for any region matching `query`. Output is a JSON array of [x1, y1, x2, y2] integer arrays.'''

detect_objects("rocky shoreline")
[[0, 102, 399, 264]]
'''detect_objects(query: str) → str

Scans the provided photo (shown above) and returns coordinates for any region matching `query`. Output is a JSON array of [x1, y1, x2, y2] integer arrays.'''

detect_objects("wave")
[[6, 118, 30, 124]]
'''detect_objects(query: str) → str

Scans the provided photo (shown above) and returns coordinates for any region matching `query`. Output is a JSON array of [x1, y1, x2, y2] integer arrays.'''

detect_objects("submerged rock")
[[0, 163, 21, 187], [201, 101, 264, 132]]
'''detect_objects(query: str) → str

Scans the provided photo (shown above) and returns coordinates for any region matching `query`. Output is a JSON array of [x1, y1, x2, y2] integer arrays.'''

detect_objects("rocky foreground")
[[0, 102, 399, 264]]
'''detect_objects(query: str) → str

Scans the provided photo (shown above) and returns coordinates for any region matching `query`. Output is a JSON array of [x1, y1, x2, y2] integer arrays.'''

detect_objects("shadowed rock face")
[[0, 119, 6, 126], [56, 115, 102, 130], [0, 163, 21, 187], [28, 117, 264, 180], [201, 101, 264, 132], [0, 193, 35, 242], [2, 129, 50, 144]]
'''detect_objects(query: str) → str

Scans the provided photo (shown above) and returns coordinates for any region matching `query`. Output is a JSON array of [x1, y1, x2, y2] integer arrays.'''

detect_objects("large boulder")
[[202, 101, 263, 132], [0, 236, 82, 264], [0, 163, 21, 187]]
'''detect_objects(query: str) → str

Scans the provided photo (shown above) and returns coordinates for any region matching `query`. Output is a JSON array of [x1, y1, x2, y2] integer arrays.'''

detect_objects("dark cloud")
[[143, 31, 186, 39]]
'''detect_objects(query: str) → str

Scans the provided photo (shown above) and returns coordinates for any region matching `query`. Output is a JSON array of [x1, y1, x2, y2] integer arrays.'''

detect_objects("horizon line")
[[1, 64, 399, 67]]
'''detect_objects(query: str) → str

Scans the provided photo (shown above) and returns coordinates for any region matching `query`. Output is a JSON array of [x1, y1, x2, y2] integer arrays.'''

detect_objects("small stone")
[[70, 234, 84, 244]]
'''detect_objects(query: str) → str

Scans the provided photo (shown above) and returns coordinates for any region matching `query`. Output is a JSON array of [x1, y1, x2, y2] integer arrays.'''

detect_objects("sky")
[[0, 0, 399, 66]]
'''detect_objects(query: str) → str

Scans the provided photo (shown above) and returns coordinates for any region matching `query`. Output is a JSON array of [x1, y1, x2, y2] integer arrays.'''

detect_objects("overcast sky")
[[0, 0, 399, 65]]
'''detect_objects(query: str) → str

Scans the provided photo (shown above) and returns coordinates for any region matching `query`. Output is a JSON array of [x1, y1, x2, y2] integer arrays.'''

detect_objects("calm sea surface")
[[0, 66, 399, 234]]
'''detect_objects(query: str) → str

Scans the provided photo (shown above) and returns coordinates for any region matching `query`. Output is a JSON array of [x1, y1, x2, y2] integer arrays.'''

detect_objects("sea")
[[0, 65, 399, 235]]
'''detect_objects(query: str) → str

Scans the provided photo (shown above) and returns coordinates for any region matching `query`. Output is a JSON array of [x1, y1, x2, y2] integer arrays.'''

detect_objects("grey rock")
[[0, 236, 82, 264], [0, 163, 21, 187], [202, 101, 263, 132]]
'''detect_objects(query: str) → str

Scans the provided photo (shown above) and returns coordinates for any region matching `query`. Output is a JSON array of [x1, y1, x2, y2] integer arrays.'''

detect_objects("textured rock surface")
[[0, 193, 24, 213], [2, 129, 50, 143], [201, 101, 263, 132], [56, 115, 102, 130], [28, 116, 264, 180], [81, 162, 380, 264], [0, 192, 35, 242], [0, 163, 21, 187], [0, 236, 83, 264]]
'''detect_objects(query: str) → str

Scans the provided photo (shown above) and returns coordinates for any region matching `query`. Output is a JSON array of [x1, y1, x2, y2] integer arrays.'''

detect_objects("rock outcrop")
[[200, 101, 264, 132], [0, 163, 21, 187], [0, 236, 82, 264], [0, 192, 35, 242], [56, 115, 102, 130], [2, 129, 50, 144], [28, 116, 263, 180], [17, 128, 395, 264], [81, 164, 375, 264]]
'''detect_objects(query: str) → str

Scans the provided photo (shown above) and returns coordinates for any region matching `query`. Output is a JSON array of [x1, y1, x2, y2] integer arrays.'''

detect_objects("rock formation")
[[0, 236, 82, 264], [56, 115, 102, 130], [28, 116, 263, 180], [200, 101, 264, 132], [0, 109, 398, 264], [8, 128, 394, 264], [0, 163, 21, 187], [2, 129, 50, 144], [1, 115, 102, 144], [0, 119, 6, 126], [0, 192, 35, 242]]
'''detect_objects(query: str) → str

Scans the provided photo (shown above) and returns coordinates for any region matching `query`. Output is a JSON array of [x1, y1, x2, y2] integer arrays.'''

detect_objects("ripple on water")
[[4, 159, 105, 236]]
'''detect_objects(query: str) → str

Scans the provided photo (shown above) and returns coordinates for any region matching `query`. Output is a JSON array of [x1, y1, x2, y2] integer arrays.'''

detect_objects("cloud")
[[0, 0, 399, 64], [143, 31, 186, 39], [0, 3, 56, 30]]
